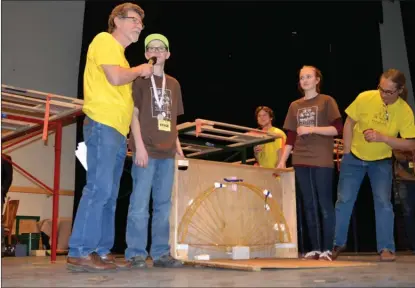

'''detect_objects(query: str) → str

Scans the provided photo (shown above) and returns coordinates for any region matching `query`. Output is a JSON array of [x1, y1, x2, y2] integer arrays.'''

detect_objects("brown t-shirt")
[[129, 74, 184, 159], [283, 94, 341, 168]]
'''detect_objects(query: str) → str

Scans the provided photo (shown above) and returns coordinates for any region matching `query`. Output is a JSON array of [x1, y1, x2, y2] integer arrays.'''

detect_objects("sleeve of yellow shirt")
[[345, 92, 364, 121], [399, 103, 415, 139], [272, 127, 286, 150], [92, 33, 125, 66]]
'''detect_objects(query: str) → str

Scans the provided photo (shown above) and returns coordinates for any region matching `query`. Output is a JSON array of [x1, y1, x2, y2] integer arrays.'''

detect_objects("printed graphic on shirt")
[[151, 88, 172, 121], [297, 106, 318, 127], [371, 105, 388, 126]]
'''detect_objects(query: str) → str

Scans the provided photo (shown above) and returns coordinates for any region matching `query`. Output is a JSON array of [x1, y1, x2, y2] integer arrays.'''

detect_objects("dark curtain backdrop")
[[401, 1, 415, 100], [74, 1, 388, 254]]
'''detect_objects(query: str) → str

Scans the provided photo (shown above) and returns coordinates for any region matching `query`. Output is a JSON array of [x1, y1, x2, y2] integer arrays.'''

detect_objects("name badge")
[[158, 120, 171, 132], [409, 162, 414, 169]]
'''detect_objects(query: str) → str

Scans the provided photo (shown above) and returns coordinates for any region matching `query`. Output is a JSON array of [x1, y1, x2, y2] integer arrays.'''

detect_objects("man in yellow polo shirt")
[[332, 69, 415, 262], [67, 3, 153, 272]]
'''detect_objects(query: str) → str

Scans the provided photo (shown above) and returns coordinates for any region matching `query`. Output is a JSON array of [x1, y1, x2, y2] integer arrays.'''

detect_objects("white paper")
[[75, 142, 88, 170], [178, 159, 189, 167], [232, 246, 250, 260], [194, 254, 210, 260]]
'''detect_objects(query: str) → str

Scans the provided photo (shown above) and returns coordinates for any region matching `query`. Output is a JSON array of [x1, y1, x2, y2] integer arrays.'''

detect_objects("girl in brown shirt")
[[278, 66, 343, 261]]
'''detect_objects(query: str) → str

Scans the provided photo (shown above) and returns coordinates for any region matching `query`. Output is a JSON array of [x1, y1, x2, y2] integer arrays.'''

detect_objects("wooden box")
[[169, 158, 297, 260]]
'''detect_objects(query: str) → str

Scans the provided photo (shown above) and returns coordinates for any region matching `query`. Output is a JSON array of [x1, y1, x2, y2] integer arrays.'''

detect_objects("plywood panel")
[[170, 158, 297, 260]]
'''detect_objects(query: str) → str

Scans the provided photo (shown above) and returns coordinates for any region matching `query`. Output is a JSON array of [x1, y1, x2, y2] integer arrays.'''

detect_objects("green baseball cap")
[[145, 33, 169, 50]]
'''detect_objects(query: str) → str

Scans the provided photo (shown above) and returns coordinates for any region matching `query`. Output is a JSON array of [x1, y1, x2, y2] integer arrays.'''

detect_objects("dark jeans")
[[294, 166, 335, 251], [398, 181, 415, 251]]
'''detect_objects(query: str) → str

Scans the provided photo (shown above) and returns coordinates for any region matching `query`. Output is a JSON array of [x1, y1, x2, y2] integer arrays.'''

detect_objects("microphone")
[[148, 56, 157, 65]]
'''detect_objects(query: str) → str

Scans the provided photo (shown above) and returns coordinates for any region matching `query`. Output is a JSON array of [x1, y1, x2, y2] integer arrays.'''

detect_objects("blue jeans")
[[294, 166, 335, 251], [334, 153, 395, 253], [398, 181, 415, 251], [68, 117, 127, 258], [125, 157, 175, 260]]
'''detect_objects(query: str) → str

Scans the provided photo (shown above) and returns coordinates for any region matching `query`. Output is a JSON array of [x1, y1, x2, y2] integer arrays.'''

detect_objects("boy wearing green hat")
[[126, 33, 184, 268]]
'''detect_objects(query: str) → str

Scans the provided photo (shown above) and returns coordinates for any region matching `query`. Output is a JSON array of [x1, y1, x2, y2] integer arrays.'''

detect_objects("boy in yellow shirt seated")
[[253, 106, 286, 168]]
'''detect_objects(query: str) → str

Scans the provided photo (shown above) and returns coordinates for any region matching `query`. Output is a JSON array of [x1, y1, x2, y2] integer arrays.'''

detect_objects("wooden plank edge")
[[184, 260, 261, 271], [9, 186, 74, 196]]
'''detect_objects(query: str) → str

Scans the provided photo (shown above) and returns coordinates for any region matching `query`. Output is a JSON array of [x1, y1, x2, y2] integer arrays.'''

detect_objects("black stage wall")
[[401, 1, 415, 100], [73, 1, 411, 255]]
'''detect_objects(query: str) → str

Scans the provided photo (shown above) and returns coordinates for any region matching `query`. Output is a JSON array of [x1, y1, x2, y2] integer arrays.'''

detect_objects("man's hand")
[[134, 146, 148, 168], [176, 149, 184, 158], [175, 137, 184, 158], [363, 129, 386, 143], [297, 126, 314, 136], [138, 63, 153, 79]]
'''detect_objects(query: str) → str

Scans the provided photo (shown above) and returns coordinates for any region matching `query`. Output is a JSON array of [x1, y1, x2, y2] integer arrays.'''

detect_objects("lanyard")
[[150, 73, 166, 110]]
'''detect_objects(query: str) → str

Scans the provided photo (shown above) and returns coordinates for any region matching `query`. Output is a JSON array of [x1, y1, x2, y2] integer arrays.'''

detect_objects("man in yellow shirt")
[[253, 106, 286, 168], [332, 69, 415, 262], [67, 3, 153, 272]]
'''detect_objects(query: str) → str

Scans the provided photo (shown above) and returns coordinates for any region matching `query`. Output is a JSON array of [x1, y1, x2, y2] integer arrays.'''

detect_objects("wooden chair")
[[2, 198, 19, 245]]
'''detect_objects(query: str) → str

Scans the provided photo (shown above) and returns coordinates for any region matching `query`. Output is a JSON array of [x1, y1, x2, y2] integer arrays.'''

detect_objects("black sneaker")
[[130, 255, 148, 268], [331, 245, 346, 261], [153, 254, 184, 268]]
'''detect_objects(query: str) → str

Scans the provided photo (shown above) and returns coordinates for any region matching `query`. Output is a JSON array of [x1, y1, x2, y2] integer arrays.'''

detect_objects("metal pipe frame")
[[1, 110, 82, 262]]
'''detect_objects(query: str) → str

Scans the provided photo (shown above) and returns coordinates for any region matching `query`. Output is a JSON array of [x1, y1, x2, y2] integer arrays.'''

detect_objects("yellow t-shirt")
[[257, 127, 287, 168], [346, 90, 415, 161], [82, 32, 134, 137]]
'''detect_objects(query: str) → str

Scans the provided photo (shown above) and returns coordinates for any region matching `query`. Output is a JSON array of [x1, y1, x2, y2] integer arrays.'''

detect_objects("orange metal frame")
[[1, 109, 83, 262]]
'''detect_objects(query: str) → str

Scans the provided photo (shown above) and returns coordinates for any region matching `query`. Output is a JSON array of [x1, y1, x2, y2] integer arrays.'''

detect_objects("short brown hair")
[[108, 3, 145, 33], [380, 69, 408, 101], [255, 106, 274, 120], [298, 65, 323, 95]]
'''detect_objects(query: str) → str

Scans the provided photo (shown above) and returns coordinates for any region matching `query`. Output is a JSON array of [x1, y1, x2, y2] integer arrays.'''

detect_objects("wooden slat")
[[2, 129, 13, 135], [1, 123, 20, 131], [2, 101, 60, 114], [2, 118, 35, 127], [182, 147, 201, 152], [181, 142, 216, 151], [232, 158, 256, 164], [185, 131, 242, 143], [2, 84, 83, 105], [1, 108, 46, 119], [177, 122, 196, 130], [201, 126, 266, 139], [9, 185, 74, 196], [196, 118, 271, 135], [47, 107, 81, 121], [182, 146, 206, 152], [1, 84, 84, 143], [185, 258, 375, 271], [2, 92, 81, 109], [185, 147, 223, 157], [2, 130, 55, 150]]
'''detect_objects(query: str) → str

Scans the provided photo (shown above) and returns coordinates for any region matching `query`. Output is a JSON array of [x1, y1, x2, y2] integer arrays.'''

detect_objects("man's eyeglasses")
[[378, 85, 398, 96], [146, 46, 168, 53], [121, 16, 144, 28]]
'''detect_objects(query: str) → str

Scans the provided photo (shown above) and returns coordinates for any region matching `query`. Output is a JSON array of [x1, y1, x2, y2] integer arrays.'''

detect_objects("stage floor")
[[2, 252, 415, 287]]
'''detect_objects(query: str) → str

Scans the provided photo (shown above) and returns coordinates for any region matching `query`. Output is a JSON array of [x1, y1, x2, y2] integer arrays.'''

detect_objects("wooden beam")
[[8, 186, 74, 196]]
